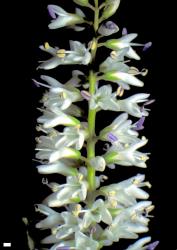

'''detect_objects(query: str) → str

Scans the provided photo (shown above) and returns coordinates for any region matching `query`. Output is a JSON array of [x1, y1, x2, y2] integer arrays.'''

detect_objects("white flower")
[[38, 41, 91, 70], [47, 5, 85, 29], [104, 33, 144, 60], [75, 231, 99, 250], [102, 201, 152, 243], [37, 103, 83, 120], [35, 133, 81, 163], [100, 174, 150, 207], [55, 212, 80, 240], [90, 88, 150, 116], [104, 137, 149, 168], [43, 174, 88, 207], [102, 70, 144, 90], [99, 48, 130, 72], [118, 93, 150, 117], [34, 75, 82, 110], [37, 121, 87, 151], [80, 199, 112, 229], [99, 113, 140, 145], [37, 106, 80, 128], [100, 55, 146, 90], [35, 204, 62, 229], [56, 123, 88, 150], [89, 85, 120, 111], [42, 211, 81, 244], [41, 211, 82, 245], [42, 203, 107, 247], [37, 159, 78, 176]]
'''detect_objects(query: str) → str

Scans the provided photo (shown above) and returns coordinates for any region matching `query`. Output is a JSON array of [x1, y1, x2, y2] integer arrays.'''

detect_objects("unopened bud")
[[101, 0, 120, 21], [73, 0, 89, 7]]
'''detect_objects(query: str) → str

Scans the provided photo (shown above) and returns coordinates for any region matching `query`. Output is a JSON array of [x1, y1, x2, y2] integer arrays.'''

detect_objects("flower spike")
[[33, 0, 156, 249]]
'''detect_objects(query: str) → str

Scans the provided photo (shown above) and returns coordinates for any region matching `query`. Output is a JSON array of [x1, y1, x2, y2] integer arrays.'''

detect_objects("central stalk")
[[87, 71, 97, 191], [87, 0, 99, 193], [94, 0, 99, 32]]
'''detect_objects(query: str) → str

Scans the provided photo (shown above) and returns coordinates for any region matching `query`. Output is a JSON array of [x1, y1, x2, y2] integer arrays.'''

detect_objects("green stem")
[[86, 0, 100, 194], [94, 0, 99, 32], [88, 3, 95, 11], [87, 71, 97, 191], [97, 42, 105, 47], [99, 3, 106, 10]]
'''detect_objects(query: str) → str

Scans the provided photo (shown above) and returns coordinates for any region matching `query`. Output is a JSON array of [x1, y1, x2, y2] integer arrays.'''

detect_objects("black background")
[[1, 0, 176, 249]]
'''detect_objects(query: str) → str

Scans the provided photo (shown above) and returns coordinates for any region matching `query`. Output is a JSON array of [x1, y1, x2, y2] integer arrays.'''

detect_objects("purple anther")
[[108, 132, 118, 142], [47, 5, 57, 19], [143, 41, 152, 51], [133, 117, 145, 131], [81, 90, 91, 101], [146, 241, 159, 250], [122, 27, 128, 35]]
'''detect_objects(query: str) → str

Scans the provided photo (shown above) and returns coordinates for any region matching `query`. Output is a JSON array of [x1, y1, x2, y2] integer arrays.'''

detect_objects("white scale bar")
[[3, 243, 11, 247]]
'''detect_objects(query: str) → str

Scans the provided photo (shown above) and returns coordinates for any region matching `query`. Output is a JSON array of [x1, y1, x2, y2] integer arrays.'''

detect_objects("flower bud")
[[73, 0, 89, 7], [101, 0, 120, 21], [98, 21, 119, 36], [90, 156, 106, 172]]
